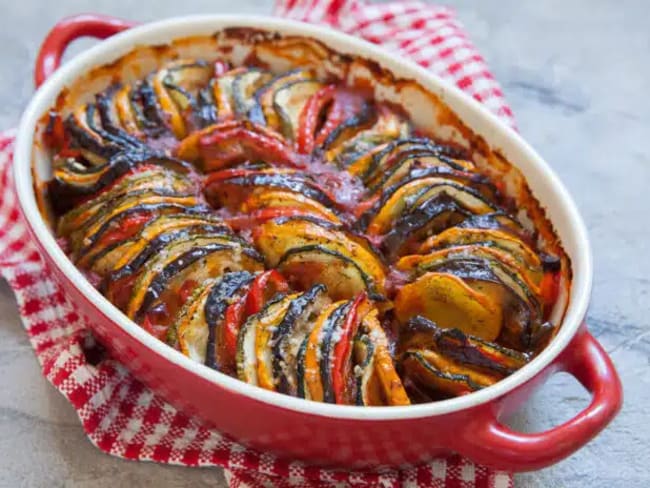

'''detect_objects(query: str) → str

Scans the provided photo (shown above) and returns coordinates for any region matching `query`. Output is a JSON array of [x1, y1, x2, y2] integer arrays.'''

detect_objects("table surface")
[[1, 1, 648, 486]]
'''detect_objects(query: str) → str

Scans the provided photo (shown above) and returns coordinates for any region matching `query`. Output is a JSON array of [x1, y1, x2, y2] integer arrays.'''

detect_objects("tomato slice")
[[331, 293, 367, 404], [220, 296, 246, 373], [198, 126, 297, 169], [245, 270, 289, 316]]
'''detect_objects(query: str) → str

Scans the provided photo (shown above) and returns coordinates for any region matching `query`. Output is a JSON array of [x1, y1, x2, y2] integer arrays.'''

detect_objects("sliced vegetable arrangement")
[[44, 58, 564, 405]]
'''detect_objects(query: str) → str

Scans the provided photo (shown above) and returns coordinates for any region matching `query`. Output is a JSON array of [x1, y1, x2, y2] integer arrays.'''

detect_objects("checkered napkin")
[[0, 1, 515, 486]]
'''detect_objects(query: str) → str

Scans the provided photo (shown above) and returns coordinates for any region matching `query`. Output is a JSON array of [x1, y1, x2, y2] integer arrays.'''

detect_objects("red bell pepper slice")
[[219, 296, 246, 373], [219, 270, 289, 372], [297, 84, 336, 154], [302, 87, 368, 152], [331, 293, 367, 404], [96, 212, 153, 247], [245, 270, 289, 316]]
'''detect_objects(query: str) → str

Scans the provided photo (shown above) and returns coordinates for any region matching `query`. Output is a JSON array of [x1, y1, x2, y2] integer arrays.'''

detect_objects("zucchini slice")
[[249, 69, 316, 129], [211, 67, 248, 121], [172, 279, 215, 360], [361, 138, 471, 184], [124, 234, 263, 322], [358, 309, 411, 406], [318, 301, 352, 403], [255, 293, 301, 390], [203, 271, 256, 369], [273, 79, 324, 140], [353, 334, 379, 405], [102, 213, 231, 286], [326, 108, 409, 168], [56, 166, 195, 237], [420, 227, 542, 285], [367, 178, 495, 236], [296, 301, 346, 401], [456, 212, 531, 244], [278, 244, 384, 301], [253, 217, 385, 300], [401, 349, 498, 397], [272, 284, 330, 395], [49, 150, 194, 213], [400, 316, 529, 376], [151, 59, 214, 138], [394, 271, 503, 341], [236, 293, 288, 386], [232, 68, 273, 119], [68, 190, 200, 255], [195, 83, 219, 128], [173, 271, 254, 365]]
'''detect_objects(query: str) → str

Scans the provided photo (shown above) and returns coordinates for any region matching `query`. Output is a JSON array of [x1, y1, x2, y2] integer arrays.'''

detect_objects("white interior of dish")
[[14, 15, 592, 420]]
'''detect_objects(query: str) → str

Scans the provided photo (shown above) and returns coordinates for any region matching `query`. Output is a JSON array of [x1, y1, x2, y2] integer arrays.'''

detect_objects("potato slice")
[[394, 272, 502, 341], [253, 217, 386, 299], [360, 309, 411, 406], [397, 245, 540, 296], [420, 227, 543, 286], [242, 190, 340, 223], [401, 349, 498, 397], [365, 176, 452, 235]]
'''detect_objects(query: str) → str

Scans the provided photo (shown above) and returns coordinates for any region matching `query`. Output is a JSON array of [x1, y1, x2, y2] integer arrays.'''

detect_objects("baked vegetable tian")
[[42, 56, 565, 406]]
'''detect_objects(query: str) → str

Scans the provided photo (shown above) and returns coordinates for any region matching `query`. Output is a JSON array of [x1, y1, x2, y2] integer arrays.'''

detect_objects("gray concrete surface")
[[1, 1, 648, 486]]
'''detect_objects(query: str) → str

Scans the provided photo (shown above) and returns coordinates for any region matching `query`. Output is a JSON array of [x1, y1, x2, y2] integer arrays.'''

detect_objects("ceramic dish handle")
[[461, 325, 622, 471], [34, 14, 136, 87]]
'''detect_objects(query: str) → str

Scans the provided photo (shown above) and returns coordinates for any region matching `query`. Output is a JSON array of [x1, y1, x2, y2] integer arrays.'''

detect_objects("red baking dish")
[[13, 14, 622, 471]]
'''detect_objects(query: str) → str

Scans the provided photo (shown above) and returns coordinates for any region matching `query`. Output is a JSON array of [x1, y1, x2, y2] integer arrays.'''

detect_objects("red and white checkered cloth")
[[0, 1, 516, 486]]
